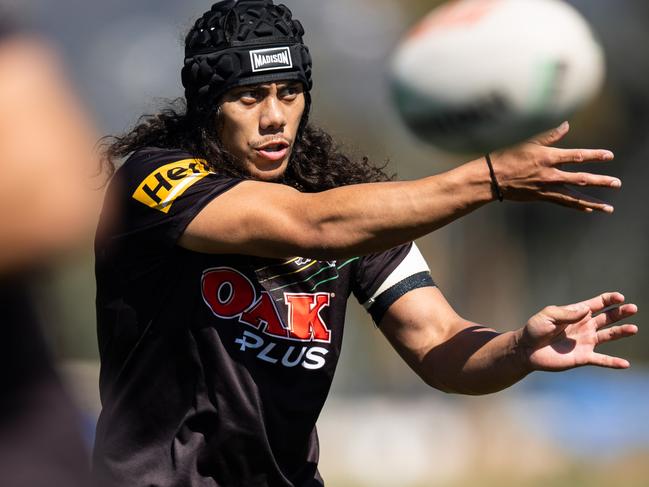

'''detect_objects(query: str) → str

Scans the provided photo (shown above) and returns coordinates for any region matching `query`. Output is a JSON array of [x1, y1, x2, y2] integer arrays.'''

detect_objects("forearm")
[[381, 289, 533, 396], [419, 325, 531, 395], [296, 157, 494, 258]]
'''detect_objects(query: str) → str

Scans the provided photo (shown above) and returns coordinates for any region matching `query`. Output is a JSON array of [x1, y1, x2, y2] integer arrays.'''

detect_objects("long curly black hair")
[[103, 98, 394, 192]]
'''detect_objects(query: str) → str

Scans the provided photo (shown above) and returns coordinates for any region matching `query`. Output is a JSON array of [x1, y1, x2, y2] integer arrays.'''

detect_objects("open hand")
[[490, 122, 620, 213], [520, 292, 638, 371]]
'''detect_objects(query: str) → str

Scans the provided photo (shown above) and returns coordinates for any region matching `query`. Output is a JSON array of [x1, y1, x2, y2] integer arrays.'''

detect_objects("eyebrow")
[[237, 82, 302, 92]]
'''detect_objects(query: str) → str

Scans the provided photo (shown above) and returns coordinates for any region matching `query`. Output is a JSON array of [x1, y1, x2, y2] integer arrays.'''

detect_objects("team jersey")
[[93, 148, 435, 487]]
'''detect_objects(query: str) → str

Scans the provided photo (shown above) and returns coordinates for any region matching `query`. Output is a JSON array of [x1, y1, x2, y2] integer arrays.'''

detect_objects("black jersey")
[[94, 148, 435, 487]]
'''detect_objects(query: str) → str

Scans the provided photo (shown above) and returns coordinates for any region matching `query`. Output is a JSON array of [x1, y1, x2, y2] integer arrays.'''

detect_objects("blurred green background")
[[7, 0, 648, 485]]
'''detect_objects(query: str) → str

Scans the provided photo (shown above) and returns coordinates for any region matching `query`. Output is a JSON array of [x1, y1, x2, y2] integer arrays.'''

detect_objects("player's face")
[[218, 82, 306, 181]]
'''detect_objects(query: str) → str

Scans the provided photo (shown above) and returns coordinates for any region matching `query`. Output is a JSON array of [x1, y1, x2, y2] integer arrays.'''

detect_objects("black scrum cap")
[[182, 0, 313, 113]]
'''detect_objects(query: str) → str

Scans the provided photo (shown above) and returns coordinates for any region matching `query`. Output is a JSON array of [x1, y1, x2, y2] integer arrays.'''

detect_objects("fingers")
[[594, 303, 638, 329], [542, 304, 591, 324], [551, 148, 615, 165], [542, 186, 614, 213], [558, 170, 622, 189], [596, 324, 638, 345], [588, 352, 631, 369], [529, 121, 570, 146], [579, 291, 626, 314], [498, 130, 619, 210]]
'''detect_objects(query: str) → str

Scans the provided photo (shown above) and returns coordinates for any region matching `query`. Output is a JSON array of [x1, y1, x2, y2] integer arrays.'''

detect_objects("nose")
[[259, 92, 286, 134]]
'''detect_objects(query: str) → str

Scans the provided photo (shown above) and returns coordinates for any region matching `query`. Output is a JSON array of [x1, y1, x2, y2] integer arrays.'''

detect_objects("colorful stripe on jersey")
[[254, 257, 360, 302]]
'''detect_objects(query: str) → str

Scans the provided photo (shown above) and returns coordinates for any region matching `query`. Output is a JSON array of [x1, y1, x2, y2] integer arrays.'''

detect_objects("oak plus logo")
[[202, 267, 332, 370], [250, 47, 293, 73]]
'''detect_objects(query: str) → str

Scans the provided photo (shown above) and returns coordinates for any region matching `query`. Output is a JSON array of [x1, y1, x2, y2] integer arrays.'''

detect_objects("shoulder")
[[121, 147, 204, 175], [114, 147, 212, 196], [107, 146, 241, 220]]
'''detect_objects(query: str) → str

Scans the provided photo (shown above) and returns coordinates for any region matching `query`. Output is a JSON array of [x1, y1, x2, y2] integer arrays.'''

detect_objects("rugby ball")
[[389, 0, 605, 153]]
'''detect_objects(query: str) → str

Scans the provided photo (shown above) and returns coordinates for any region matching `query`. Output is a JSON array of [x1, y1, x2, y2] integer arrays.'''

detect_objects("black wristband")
[[485, 153, 504, 202]]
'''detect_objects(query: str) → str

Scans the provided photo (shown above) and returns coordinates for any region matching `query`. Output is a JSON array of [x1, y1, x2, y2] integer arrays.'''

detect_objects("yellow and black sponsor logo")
[[132, 159, 212, 213]]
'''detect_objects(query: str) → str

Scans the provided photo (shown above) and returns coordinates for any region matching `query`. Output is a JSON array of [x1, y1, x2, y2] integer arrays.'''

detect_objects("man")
[[0, 20, 99, 487], [93, 1, 638, 486]]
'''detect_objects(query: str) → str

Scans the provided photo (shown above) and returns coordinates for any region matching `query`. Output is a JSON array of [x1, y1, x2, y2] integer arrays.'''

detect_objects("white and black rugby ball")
[[389, 0, 605, 153]]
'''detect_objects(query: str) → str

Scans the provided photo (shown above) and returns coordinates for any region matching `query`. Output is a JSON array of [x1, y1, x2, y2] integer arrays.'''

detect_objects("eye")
[[280, 84, 302, 101], [238, 90, 259, 104]]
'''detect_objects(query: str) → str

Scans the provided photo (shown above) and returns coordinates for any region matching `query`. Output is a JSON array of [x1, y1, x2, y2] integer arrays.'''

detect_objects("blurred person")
[[93, 1, 638, 486], [0, 19, 100, 487]]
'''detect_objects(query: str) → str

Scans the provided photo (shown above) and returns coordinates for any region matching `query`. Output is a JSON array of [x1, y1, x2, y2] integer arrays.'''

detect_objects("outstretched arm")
[[379, 287, 638, 395], [181, 123, 620, 260]]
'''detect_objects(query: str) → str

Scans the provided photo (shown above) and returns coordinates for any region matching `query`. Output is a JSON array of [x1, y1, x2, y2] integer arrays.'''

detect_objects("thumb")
[[543, 303, 590, 324], [529, 121, 570, 146]]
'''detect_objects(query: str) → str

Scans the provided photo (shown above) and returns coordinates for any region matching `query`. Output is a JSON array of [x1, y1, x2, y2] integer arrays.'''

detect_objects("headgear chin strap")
[[182, 0, 313, 115]]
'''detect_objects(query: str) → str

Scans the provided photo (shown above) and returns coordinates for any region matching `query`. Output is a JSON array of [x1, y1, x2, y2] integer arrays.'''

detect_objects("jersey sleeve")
[[102, 148, 243, 275], [351, 243, 436, 325]]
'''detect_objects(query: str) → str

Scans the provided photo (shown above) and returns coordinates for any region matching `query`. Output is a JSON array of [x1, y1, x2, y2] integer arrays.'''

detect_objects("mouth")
[[255, 140, 291, 162]]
